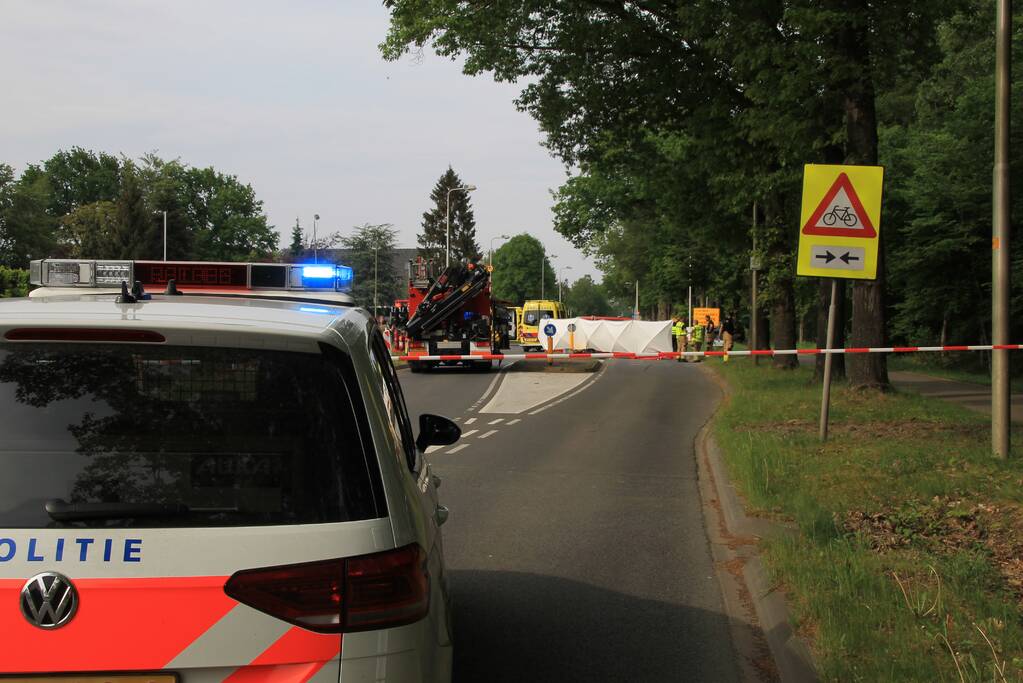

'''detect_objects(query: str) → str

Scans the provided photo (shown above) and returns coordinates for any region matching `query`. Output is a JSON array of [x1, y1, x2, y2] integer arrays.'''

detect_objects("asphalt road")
[[401, 356, 742, 682]]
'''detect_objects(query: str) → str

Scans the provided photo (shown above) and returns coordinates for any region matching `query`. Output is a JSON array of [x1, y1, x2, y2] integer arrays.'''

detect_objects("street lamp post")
[[313, 214, 320, 263], [153, 210, 168, 260], [558, 265, 572, 303], [542, 253, 557, 300], [373, 245, 379, 315], [634, 280, 640, 320], [446, 185, 477, 267], [489, 234, 510, 266]]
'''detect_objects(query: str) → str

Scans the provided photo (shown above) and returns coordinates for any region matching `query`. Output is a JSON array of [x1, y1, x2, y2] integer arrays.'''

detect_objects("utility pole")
[[751, 202, 759, 366], [634, 280, 640, 320], [313, 214, 320, 264], [373, 244, 379, 315], [162, 210, 167, 261], [992, 0, 1012, 458]]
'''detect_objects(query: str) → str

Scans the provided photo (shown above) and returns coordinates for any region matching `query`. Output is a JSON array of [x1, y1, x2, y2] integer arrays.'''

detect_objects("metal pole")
[[687, 285, 692, 328], [374, 246, 379, 314], [445, 191, 452, 268], [540, 251, 544, 299], [819, 279, 838, 442], [752, 201, 759, 366], [162, 210, 167, 261], [992, 0, 1012, 458], [634, 281, 640, 320], [313, 215, 318, 264]]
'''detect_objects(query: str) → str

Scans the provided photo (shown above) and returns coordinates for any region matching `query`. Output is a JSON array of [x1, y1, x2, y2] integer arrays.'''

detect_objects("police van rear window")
[[0, 343, 384, 528]]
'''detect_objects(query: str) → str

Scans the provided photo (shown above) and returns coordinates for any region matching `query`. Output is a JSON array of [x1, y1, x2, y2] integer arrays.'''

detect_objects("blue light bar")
[[299, 306, 331, 314], [302, 265, 336, 279], [337, 266, 354, 285]]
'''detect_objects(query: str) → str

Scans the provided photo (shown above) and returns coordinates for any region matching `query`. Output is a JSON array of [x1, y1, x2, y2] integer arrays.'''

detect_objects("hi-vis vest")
[[692, 324, 705, 342], [672, 321, 685, 337]]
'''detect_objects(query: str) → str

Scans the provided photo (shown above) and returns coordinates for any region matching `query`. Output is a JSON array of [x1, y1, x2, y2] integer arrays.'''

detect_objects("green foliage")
[[883, 5, 1023, 345], [0, 149, 278, 268], [340, 223, 400, 310], [417, 167, 480, 265], [0, 267, 28, 298], [491, 233, 555, 304], [383, 0, 972, 385], [563, 275, 611, 316]]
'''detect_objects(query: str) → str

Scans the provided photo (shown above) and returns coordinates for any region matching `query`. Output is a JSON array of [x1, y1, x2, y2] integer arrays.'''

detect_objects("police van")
[[0, 259, 456, 682]]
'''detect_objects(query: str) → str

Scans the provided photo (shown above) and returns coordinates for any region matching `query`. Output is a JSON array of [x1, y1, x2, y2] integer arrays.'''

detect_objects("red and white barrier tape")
[[393, 344, 1023, 362]]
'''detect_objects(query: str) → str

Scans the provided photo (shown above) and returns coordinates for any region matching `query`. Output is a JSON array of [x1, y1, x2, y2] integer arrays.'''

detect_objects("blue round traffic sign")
[[544, 322, 557, 337]]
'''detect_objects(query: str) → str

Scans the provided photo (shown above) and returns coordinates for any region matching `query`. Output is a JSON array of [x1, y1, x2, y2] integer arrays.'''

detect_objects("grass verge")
[[711, 360, 1023, 682]]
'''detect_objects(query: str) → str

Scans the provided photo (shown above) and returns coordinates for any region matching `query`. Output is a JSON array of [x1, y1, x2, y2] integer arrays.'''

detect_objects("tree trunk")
[[771, 281, 799, 369], [842, 49, 889, 390], [814, 279, 846, 381]]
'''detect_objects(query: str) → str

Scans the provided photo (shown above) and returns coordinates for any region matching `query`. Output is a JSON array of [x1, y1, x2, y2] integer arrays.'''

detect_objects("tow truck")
[[400, 257, 509, 372]]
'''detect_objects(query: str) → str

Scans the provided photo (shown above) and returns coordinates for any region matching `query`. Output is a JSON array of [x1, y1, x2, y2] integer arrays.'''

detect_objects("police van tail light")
[[224, 544, 429, 633], [344, 544, 430, 632]]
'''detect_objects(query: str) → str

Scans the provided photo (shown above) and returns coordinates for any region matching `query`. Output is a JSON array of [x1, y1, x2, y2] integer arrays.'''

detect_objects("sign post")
[[544, 321, 557, 367], [567, 322, 577, 352], [797, 164, 884, 442]]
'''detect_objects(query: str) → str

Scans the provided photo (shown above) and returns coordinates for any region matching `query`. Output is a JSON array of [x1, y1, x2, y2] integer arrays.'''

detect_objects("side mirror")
[[416, 414, 461, 451]]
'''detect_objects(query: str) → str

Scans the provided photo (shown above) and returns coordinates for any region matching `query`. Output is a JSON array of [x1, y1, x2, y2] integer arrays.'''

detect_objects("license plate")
[[435, 342, 463, 350], [2, 677, 176, 683]]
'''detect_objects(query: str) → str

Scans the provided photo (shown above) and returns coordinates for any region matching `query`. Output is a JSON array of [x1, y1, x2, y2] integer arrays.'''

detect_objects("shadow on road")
[[450, 569, 743, 683]]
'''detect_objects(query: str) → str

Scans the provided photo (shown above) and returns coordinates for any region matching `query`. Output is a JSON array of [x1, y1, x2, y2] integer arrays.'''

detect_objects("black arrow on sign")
[[815, 250, 837, 263], [840, 252, 860, 264]]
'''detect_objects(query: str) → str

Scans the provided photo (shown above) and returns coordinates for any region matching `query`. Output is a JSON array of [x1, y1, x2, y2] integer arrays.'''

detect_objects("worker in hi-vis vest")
[[690, 318, 706, 362], [672, 317, 687, 361]]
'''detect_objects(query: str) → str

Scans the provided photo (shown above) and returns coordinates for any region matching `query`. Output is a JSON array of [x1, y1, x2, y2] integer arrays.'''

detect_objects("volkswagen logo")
[[20, 572, 78, 629]]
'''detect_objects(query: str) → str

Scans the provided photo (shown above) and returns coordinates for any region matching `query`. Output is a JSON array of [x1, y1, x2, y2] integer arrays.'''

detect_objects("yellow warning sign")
[[796, 164, 884, 280]]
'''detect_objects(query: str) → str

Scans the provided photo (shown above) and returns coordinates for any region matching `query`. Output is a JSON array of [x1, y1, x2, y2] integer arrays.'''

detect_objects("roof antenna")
[[164, 278, 182, 296], [130, 281, 151, 301], [115, 281, 137, 304]]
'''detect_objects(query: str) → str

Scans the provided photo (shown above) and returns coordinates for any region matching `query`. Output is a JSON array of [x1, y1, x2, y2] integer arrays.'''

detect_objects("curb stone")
[[696, 365, 819, 683]]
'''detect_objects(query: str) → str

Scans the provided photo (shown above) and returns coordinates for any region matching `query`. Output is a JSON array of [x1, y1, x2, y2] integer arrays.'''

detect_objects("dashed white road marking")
[[507, 418, 521, 425], [478, 429, 499, 439], [448, 444, 470, 454], [426, 446, 443, 454], [462, 429, 478, 437], [488, 418, 504, 425], [464, 417, 477, 425]]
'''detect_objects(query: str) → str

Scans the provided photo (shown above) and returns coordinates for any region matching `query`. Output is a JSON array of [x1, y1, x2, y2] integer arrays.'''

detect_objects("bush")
[[0, 267, 29, 297]]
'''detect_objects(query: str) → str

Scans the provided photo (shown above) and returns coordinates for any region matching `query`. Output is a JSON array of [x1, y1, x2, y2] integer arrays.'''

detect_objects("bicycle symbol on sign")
[[821, 205, 858, 227]]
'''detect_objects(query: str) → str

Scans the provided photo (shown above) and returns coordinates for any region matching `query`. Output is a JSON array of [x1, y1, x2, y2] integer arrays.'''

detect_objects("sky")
[[0, 0, 598, 280]]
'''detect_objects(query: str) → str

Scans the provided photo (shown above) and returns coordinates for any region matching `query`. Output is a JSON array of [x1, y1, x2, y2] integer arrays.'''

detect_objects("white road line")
[[464, 417, 477, 425], [528, 363, 607, 415], [488, 418, 504, 425], [478, 429, 498, 439], [461, 429, 478, 437], [448, 444, 470, 454], [425, 445, 443, 454], [507, 418, 521, 425]]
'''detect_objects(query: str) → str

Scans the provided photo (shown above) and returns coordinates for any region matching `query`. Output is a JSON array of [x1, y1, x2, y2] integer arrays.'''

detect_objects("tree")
[[140, 155, 192, 261], [179, 166, 278, 261], [564, 275, 611, 316], [0, 164, 57, 267], [340, 223, 400, 310], [491, 234, 555, 304], [111, 161, 154, 259], [289, 217, 304, 259], [42, 147, 120, 217], [57, 201, 119, 258], [383, 0, 961, 385], [417, 167, 480, 266]]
